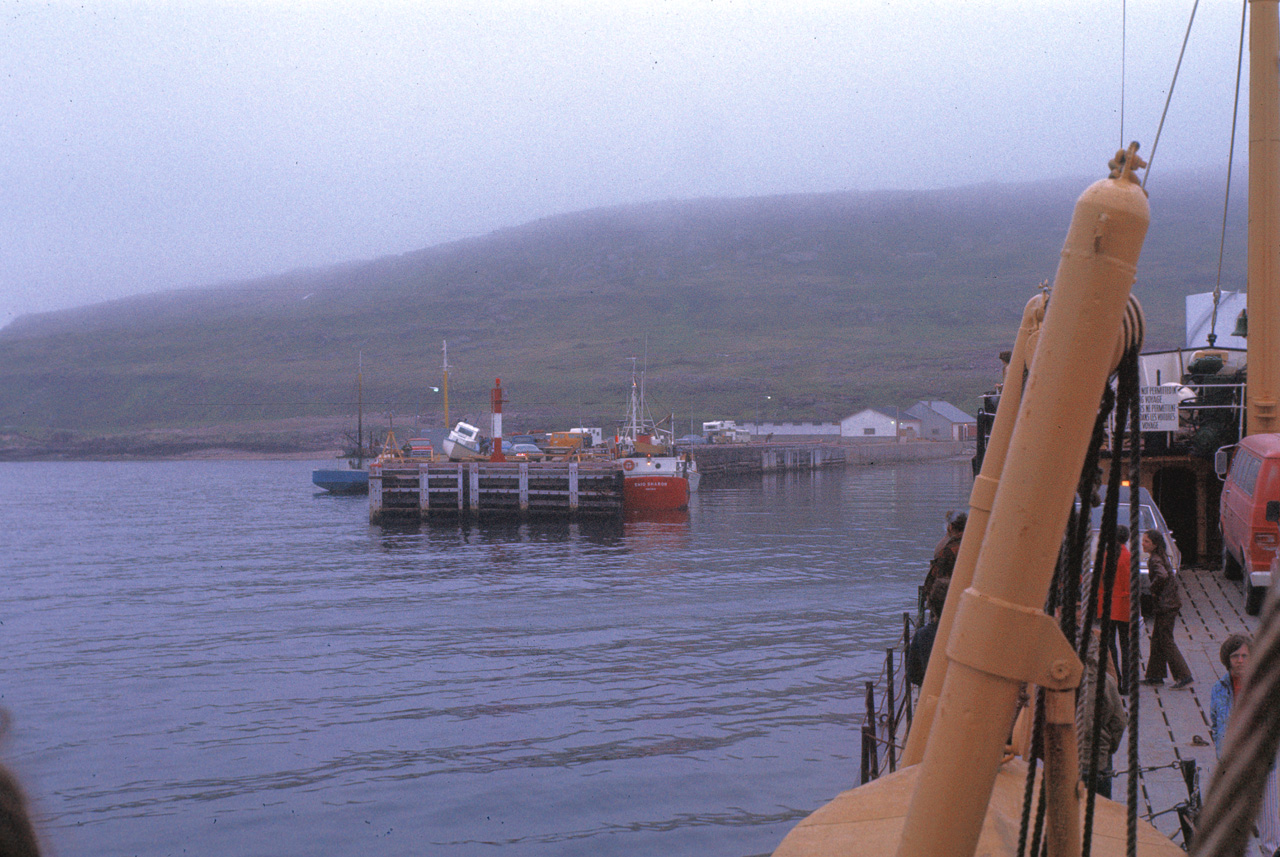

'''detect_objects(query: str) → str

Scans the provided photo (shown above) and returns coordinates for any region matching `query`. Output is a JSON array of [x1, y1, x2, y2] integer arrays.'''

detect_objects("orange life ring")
[[623, 459, 636, 471]]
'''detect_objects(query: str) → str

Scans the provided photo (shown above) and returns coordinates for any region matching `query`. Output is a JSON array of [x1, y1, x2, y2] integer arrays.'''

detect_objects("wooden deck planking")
[[1129, 564, 1257, 840]]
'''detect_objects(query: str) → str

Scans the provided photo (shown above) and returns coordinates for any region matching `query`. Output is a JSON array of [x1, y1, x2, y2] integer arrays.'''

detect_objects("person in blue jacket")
[[1210, 634, 1279, 857]]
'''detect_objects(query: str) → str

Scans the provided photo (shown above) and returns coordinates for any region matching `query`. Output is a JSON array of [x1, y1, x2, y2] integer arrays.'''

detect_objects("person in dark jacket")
[[1077, 626, 1127, 798], [1141, 530, 1193, 688], [907, 579, 948, 686], [922, 513, 965, 600]]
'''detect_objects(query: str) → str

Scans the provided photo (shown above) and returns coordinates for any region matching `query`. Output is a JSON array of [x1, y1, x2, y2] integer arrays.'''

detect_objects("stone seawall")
[[843, 440, 972, 465], [686, 440, 972, 478]]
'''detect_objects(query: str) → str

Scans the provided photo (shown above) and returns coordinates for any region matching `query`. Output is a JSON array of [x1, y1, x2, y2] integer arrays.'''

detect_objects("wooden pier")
[[369, 460, 625, 522]]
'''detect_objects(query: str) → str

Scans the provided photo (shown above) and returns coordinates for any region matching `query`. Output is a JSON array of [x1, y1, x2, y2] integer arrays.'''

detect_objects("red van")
[[1219, 432, 1280, 614]]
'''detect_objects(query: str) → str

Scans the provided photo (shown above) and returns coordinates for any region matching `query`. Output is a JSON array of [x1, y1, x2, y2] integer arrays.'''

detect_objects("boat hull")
[[623, 474, 689, 512], [620, 456, 693, 511], [312, 469, 369, 494], [442, 438, 487, 461]]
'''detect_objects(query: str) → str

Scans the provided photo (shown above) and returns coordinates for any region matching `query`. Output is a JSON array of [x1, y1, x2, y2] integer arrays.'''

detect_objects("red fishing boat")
[[614, 360, 699, 512]]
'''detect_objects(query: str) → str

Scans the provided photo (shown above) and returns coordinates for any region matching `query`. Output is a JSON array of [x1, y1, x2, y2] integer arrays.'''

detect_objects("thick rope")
[[1076, 385, 1117, 645], [1081, 384, 1131, 857], [1017, 684, 1047, 857], [1028, 686, 1050, 857], [1124, 348, 1142, 857], [1028, 547, 1071, 857]]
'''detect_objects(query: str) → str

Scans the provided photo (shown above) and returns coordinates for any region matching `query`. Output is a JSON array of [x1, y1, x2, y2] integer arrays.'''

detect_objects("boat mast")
[[1248, 0, 1280, 435], [627, 357, 641, 442], [357, 351, 364, 465], [442, 340, 451, 429]]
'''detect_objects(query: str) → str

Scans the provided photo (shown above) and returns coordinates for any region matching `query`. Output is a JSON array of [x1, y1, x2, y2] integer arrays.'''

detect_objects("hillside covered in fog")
[[0, 169, 1245, 455]]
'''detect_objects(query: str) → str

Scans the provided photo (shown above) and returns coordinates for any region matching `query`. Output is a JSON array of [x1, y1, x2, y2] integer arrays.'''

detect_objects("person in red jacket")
[[1098, 525, 1133, 693]]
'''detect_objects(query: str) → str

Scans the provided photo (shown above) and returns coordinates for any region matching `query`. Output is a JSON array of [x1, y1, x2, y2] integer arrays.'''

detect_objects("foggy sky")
[[0, 1, 1251, 327]]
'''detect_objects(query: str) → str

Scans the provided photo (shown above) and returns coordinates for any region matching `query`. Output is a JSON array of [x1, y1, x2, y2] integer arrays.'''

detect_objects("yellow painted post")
[[1249, 0, 1280, 434], [902, 291, 1046, 765]]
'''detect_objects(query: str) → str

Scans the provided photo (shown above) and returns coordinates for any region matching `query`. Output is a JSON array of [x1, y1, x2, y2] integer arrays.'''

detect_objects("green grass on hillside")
[[0, 170, 1244, 436]]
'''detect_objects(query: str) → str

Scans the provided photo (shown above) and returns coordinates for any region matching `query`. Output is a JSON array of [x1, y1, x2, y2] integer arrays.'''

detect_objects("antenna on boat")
[[442, 340, 451, 428]]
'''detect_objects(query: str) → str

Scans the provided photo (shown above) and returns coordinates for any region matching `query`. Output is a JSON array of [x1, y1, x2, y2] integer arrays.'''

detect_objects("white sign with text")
[[1139, 386, 1181, 432]]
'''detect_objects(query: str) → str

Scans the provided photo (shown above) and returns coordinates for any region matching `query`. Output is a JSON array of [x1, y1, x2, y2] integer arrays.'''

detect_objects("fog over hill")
[[0, 169, 1246, 454]]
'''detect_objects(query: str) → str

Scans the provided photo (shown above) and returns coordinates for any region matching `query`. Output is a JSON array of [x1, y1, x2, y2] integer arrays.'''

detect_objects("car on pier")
[[1218, 432, 1280, 614], [1082, 484, 1181, 601]]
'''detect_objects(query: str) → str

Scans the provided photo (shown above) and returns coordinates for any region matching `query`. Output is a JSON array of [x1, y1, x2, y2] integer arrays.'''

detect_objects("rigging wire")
[[1143, 0, 1202, 190], [1121, 0, 1127, 147], [1208, 0, 1250, 347]]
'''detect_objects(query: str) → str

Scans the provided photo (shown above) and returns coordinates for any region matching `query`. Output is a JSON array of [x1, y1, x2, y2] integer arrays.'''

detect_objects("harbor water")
[[3, 458, 973, 857]]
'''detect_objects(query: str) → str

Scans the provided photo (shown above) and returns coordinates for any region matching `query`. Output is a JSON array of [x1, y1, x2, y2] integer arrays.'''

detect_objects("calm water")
[[2, 458, 972, 857]]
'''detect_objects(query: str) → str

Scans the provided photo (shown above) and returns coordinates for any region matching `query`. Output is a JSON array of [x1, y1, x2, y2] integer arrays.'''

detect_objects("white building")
[[739, 420, 840, 438], [839, 407, 920, 440], [907, 400, 977, 441]]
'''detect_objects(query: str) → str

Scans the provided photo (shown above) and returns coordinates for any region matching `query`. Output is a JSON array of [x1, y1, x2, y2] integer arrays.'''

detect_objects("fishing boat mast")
[[625, 357, 642, 445], [442, 339, 451, 429], [357, 351, 364, 467]]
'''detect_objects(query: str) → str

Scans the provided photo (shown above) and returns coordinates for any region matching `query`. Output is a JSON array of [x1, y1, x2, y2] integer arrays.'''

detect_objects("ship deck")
[[777, 567, 1256, 855], [1125, 562, 1256, 845]]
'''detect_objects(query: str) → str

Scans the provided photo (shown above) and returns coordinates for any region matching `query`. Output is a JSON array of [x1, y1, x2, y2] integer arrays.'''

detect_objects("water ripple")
[[2, 458, 972, 857]]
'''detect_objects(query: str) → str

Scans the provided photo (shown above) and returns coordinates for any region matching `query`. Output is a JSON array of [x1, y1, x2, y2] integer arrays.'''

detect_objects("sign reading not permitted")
[[1139, 386, 1181, 432]]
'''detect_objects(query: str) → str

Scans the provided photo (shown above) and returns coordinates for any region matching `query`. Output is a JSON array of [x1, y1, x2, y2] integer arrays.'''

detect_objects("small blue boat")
[[314, 357, 372, 495], [312, 467, 369, 494]]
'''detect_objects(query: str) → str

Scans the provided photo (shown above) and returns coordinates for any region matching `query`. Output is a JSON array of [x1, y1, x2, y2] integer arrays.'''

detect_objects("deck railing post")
[[860, 727, 872, 784], [902, 612, 914, 731], [886, 647, 897, 772], [864, 681, 879, 779]]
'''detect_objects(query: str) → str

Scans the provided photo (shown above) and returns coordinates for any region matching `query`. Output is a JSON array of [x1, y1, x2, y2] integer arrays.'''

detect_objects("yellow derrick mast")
[[774, 150, 1182, 857]]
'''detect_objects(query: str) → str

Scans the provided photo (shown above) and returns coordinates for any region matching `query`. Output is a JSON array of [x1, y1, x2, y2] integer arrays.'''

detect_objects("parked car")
[[1217, 432, 1280, 614], [676, 434, 708, 445], [506, 442, 546, 461], [1082, 484, 1181, 599]]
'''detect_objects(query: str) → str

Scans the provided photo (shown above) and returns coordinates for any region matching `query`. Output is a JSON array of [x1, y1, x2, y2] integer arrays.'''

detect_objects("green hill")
[[0, 169, 1245, 455]]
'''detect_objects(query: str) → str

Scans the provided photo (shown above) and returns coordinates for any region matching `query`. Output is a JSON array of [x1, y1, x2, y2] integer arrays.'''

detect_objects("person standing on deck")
[[922, 512, 965, 600], [906, 580, 948, 687], [1077, 626, 1126, 799], [1140, 530, 1193, 688], [1210, 635, 1280, 857], [1098, 524, 1133, 693]]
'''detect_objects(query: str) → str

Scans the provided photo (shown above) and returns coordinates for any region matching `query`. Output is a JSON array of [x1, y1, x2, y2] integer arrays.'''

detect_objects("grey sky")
[[0, 1, 1248, 326]]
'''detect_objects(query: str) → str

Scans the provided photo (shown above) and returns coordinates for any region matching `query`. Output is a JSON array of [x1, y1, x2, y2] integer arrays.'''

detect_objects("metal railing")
[[859, 612, 918, 784]]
